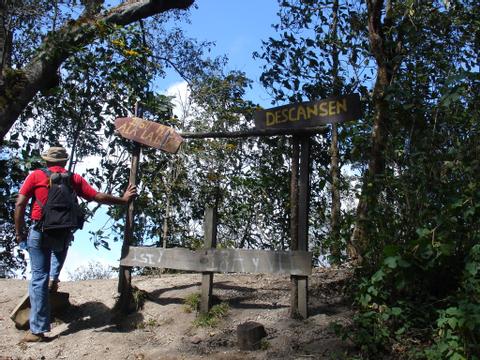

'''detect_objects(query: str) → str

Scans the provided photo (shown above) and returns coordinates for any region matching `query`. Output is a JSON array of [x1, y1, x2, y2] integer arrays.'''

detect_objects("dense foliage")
[[1, 0, 479, 358], [257, 0, 479, 358]]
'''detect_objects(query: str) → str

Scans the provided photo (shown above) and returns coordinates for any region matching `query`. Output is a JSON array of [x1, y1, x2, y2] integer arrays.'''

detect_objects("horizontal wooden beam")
[[120, 247, 312, 276], [179, 126, 327, 139]]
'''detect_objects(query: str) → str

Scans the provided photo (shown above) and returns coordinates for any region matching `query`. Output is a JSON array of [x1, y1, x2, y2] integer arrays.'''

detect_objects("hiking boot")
[[22, 331, 51, 343], [49, 279, 59, 293]]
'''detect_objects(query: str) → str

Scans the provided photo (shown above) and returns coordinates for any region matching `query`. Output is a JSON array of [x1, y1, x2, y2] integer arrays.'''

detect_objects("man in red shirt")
[[14, 146, 136, 342]]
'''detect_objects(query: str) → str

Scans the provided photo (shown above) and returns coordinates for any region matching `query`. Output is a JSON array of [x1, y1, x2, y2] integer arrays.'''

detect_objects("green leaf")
[[416, 227, 431, 238], [465, 262, 478, 276], [447, 317, 458, 329], [384, 256, 399, 269], [371, 269, 385, 282], [390, 307, 402, 316]]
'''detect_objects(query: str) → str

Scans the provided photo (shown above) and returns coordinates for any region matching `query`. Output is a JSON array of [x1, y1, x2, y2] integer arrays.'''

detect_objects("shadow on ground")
[[55, 301, 144, 336]]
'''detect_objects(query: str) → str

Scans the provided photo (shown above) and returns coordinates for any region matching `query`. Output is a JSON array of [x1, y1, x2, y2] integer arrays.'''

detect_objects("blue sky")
[[160, 0, 280, 106], [56, 0, 282, 280]]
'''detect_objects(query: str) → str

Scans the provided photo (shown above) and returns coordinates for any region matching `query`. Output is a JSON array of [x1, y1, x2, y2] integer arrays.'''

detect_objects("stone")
[[190, 336, 202, 344], [10, 292, 71, 329], [236, 321, 267, 351]]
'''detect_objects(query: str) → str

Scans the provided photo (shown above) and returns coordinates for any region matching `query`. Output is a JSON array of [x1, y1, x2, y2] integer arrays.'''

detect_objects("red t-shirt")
[[19, 166, 98, 220]]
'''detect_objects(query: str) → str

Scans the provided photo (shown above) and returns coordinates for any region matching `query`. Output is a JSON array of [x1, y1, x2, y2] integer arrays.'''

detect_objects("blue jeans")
[[27, 226, 71, 334]]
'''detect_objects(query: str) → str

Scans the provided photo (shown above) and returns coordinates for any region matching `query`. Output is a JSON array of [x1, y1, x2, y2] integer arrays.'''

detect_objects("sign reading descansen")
[[254, 93, 361, 130], [115, 117, 183, 154]]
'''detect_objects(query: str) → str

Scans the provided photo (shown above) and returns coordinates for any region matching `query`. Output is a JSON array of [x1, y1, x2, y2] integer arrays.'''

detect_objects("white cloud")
[[164, 81, 191, 119]]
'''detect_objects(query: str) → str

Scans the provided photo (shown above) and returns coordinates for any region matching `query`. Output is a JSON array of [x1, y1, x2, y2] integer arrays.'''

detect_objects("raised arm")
[[93, 184, 137, 205]]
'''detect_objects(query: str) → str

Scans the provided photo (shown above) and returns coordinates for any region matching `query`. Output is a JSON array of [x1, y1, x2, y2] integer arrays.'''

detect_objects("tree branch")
[[0, 0, 195, 142], [179, 126, 328, 139]]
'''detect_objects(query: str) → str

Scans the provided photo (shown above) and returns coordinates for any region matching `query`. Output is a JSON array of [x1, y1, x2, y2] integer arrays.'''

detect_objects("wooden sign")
[[254, 93, 361, 130], [121, 247, 312, 276], [115, 117, 183, 153]]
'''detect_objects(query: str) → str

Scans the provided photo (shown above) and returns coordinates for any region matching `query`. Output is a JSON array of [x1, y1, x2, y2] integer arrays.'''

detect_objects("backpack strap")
[[34, 168, 53, 209]]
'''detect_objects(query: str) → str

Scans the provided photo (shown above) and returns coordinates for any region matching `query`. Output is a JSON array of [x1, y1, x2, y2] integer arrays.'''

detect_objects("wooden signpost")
[[120, 207, 313, 317], [113, 93, 361, 318], [254, 93, 361, 130], [115, 117, 183, 154], [254, 93, 361, 318], [115, 114, 183, 313], [120, 246, 313, 275]]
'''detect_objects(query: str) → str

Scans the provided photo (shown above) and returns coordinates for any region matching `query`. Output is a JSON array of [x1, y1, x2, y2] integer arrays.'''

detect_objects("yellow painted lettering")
[[126, 123, 137, 136], [337, 98, 347, 113], [328, 101, 336, 115], [319, 102, 328, 116], [278, 108, 289, 123], [116, 122, 129, 134], [306, 105, 318, 119], [289, 107, 298, 121], [266, 112, 275, 126], [131, 117, 141, 127], [153, 132, 164, 143], [275, 110, 282, 124], [297, 106, 307, 121], [141, 129, 154, 142]]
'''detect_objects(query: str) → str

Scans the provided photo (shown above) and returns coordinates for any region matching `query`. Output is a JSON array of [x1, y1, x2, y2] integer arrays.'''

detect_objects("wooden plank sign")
[[254, 93, 361, 130], [115, 117, 183, 154], [121, 247, 312, 276]]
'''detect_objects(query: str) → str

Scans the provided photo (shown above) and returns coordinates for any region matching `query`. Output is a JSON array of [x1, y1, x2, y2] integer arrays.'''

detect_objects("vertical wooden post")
[[118, 104, 142, 314], [290, 136, 300, 317], [200, 206, 217, 313], [297, 135, 310, 319]]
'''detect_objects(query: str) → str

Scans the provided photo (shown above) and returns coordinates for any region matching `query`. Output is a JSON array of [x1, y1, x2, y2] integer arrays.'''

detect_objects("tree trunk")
[[0, 1, 12, 89], [0, 0, 194, 141], [329, 0, 342, 263], [351, 0, 398, 263]]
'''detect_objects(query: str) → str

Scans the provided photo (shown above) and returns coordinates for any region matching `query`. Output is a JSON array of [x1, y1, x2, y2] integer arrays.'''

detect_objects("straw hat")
[[41, 147, 70, 162]]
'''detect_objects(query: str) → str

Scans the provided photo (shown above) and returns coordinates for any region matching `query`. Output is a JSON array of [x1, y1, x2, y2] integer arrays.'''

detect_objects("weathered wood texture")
[[179, 126, 328, 139], [120, 247, 312, 276], [201, 207, 218, 314], [290, 136, 300, 317], [115, 117, 183, 153], [117, 106, 142, 314], [254, 93, 361, 130], [295, 136, 311, 319]]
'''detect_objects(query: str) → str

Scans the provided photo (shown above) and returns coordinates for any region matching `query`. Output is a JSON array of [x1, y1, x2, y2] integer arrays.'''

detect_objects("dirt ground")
[[0, 268, 357, 360]]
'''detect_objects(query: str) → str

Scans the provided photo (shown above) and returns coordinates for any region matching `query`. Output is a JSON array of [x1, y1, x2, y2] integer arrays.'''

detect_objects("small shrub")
[[137, 318, 158, 329], [193, 302, 229, 327], [183, 293, 201, 313], [132, 287, 148, 311], [67, 260, 113, 281], [260, 338, 270, 350]]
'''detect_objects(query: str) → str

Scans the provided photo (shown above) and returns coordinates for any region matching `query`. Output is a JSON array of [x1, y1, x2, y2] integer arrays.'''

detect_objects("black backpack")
[[35, 168, 85, 235]]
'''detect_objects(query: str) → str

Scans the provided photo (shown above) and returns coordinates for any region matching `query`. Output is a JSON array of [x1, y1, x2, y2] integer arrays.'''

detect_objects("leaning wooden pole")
[[118, 104, 142, 314]]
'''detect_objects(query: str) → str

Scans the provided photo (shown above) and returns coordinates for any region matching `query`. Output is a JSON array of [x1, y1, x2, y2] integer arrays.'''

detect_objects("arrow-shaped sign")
[[115, 117, 183, 154]]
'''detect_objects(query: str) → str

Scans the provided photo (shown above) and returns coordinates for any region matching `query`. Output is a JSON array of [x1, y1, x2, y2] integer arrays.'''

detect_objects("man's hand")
[[15, 232, 27, 244], [94, 184, 137, 205], [15, 194, 28, 244], [122, 184, 137, 203]]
